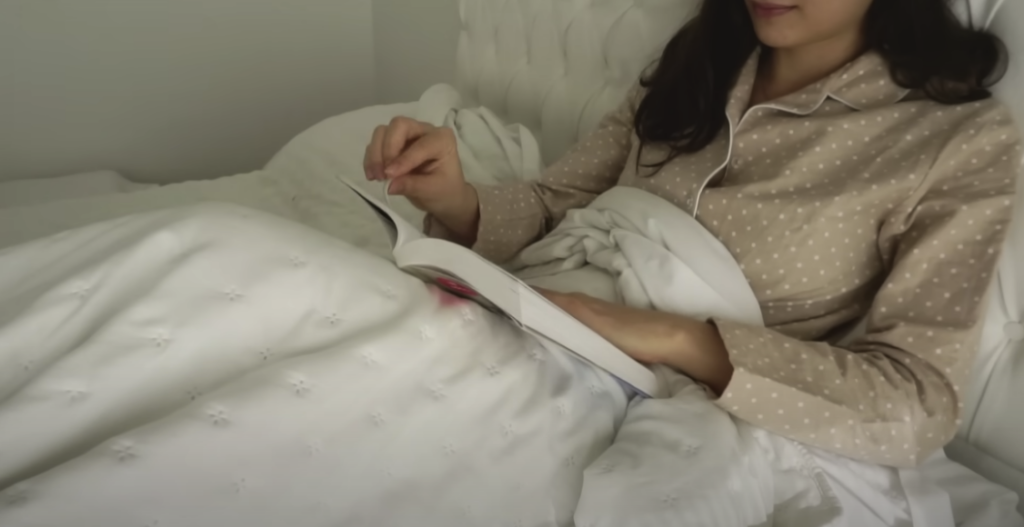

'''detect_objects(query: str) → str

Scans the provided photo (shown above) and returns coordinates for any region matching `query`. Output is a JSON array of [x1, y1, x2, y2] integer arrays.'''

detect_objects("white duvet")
[[0, 186, 944, 527], [0, 203, 628, 526]]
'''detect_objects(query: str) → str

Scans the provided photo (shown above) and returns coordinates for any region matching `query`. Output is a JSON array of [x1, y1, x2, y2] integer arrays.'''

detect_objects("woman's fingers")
[[382, 117, 433, 172], [386, 130, 452, 181], [364, 125, 387, 180], [365, 118, 436, 181], [535, 288, 591, 316]]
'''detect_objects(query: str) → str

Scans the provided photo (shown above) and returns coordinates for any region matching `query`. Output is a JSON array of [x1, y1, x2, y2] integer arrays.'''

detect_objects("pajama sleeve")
[[711, 105, 1022, 468]]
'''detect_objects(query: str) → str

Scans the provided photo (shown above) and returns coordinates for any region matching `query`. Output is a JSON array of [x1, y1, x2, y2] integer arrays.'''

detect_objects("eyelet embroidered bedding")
[[0, 189, 1011, 527], [0, 203, 630, 526]]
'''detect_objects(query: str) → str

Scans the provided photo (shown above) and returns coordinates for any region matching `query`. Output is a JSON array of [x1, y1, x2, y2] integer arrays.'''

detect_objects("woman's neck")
[[752, 33, 865, 106]]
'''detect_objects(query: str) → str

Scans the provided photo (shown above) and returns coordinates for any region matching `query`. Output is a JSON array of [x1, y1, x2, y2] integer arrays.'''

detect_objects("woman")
[[364, 0, 1021, 468]]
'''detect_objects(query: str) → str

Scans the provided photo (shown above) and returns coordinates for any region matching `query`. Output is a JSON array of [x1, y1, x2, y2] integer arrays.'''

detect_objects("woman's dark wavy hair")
[[635, 0, 1008, 170]]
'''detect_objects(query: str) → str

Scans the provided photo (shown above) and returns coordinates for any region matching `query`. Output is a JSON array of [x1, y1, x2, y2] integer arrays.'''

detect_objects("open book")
[[343, 177, 660, 398]]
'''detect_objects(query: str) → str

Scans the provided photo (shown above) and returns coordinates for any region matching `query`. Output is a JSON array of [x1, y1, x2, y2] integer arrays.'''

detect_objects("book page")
[[340, 174, 659, 397], [401, 264, 520, 325], [340, 176, 424, 249], [394, 240, 659, 397]]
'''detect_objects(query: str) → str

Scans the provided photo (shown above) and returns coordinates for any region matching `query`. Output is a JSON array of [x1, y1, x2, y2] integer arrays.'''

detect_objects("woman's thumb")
[[387, 176, 422, 197]]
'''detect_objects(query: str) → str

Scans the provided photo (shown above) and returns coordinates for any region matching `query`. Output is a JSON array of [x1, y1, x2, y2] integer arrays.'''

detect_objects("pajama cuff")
[[708, 317, 938, 469], [424, 182, 545, 264]]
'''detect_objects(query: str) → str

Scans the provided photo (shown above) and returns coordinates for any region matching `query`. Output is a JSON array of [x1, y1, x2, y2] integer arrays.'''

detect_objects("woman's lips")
[[751, 1, 796, 18]]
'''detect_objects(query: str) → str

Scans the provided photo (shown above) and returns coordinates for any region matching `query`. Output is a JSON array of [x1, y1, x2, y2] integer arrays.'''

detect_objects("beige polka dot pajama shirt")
[[427, 50, 1023, 467]]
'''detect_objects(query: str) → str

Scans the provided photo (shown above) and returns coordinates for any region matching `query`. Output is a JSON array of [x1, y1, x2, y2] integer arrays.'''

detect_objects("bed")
[[0, 0, 1022, 525]]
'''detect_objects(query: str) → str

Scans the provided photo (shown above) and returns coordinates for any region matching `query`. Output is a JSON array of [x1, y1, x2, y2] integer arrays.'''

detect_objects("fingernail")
[[387, 181, 403, 195], [384, 166, 397, 178]]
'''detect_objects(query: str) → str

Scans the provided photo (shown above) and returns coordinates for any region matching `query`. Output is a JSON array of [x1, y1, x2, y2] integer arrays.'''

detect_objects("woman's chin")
[[753, 28, 806, 50]]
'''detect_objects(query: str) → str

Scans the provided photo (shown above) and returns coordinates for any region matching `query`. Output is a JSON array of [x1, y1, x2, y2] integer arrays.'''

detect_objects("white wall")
[[372, 0, 460, 104], [0, 0, 376, 183]]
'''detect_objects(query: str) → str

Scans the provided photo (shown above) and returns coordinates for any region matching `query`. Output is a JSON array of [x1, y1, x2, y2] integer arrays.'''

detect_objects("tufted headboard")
[[948, 0, 1024, 508], [454, 0, 1024, 509], [455, 0, 699, 165]]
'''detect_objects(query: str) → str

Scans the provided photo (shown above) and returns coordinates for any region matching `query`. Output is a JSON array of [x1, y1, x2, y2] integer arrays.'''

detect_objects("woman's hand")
[[363, 117, 480, 242], [536, 288, 735, 394]]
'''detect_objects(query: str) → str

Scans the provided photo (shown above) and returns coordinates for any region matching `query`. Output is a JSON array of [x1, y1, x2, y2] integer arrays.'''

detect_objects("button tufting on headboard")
[[953, 0, 1024, 494], [456, 0, 700, 165]]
